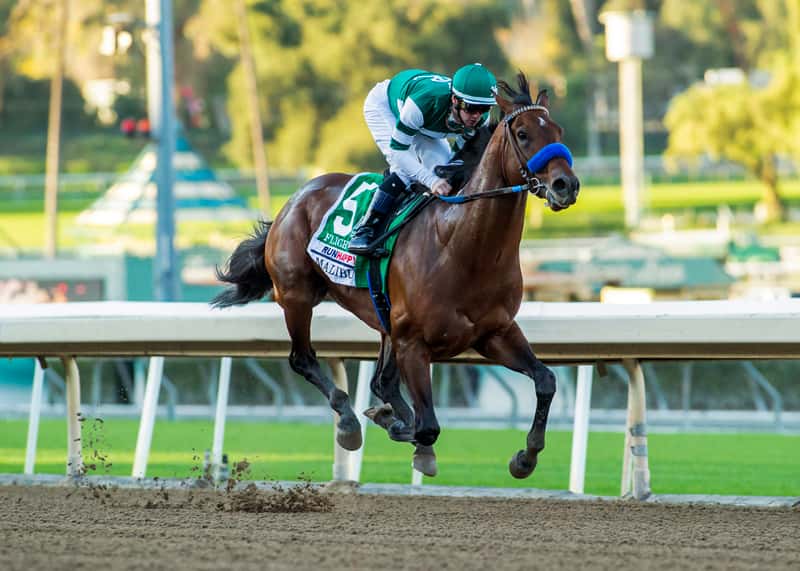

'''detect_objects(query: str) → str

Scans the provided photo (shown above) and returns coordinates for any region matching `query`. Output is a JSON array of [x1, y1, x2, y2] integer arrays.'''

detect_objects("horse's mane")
[[496, 71, 533, 106], [452, 120, 499, 165], [441, 120, 498, 191]]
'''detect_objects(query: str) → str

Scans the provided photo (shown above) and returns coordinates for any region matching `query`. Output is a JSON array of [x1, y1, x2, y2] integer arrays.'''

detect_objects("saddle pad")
[[307, 172, 424, 289]]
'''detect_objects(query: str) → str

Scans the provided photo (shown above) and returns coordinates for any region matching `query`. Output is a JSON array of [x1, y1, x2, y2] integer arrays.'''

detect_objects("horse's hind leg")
[[283, 300, 362, 451], [476, 322, 556, 479]]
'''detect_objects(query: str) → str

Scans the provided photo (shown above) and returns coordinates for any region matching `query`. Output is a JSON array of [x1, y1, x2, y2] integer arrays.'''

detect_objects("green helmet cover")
[[451, 63, 497, 105]]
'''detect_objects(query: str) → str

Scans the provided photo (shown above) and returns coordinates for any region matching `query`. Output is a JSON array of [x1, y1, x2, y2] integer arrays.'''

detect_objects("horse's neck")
[[445, 137, 527, 262]]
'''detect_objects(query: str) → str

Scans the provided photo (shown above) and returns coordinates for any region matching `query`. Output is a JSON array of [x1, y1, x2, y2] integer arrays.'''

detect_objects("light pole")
[[44, 0, 69, 260], [599, 9, 654, 229], [145, 0, 179, 301]]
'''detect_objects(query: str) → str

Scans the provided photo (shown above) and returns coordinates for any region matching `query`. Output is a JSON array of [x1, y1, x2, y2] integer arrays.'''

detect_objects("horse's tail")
[[211, 220, 274, 308]]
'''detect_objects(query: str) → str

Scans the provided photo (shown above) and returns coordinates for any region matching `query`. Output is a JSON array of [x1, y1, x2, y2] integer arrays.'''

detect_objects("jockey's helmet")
[[451, 63, 497, 106]]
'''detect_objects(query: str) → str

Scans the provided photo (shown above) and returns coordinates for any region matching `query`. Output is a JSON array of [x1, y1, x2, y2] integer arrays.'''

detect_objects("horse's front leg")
[[394, 338, 440, 447], [476, 321, 556, 479], [364, 337, 436, 476]]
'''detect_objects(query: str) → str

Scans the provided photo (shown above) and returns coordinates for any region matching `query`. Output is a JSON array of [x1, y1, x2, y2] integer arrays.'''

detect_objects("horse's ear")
[[535, 89, 549, 108], [495, 93, 513, 115]]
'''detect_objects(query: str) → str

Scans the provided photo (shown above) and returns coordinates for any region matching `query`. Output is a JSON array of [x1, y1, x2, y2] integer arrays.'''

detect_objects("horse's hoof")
[[508, 450, 537, 479], [388, 420, 415, 442], [336, 417, 362, 451], [413, 450, 437, 477], [414, 427, 440, 447], [363, 403, 395, 429]]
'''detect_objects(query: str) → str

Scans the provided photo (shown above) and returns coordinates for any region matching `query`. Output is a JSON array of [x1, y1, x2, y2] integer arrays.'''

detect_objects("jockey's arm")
[[388, 100, 441, 189], [388, 147, 440, 189]]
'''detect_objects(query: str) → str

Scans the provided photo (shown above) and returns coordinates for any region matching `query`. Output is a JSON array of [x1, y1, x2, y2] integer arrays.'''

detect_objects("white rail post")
[[133, 358, 146, 409], [24, 360, 45, 475], [411, 465, 424, 486], [132, 356, 164, 478], [211, 357, 233, 472], [349, 361, 373, 481], [621, 358, 651, 499], [328, 359, 373, 481], [569, 364, 594, 494], [62, 357, 83, 477], [329, 358, 350, 481]]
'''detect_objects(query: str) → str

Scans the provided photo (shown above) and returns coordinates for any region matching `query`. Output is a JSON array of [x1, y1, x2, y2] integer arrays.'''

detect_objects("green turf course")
[[1, 419, 797, 497], [529, 178, 800, 237], [2, 178, 800, 248], [0, 180, 297, 250]]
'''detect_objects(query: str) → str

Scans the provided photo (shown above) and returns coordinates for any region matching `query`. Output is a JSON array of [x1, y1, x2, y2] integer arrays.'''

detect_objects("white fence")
[[3, 300, 800, 499]]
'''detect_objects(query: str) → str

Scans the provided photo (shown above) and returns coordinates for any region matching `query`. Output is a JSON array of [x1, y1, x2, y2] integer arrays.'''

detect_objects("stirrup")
[[349, 236, 389, 258], [348, 226, 376, 254]]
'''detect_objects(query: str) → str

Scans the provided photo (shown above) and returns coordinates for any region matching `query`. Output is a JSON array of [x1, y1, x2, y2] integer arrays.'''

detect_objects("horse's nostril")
[[552, 177, 567, 193]]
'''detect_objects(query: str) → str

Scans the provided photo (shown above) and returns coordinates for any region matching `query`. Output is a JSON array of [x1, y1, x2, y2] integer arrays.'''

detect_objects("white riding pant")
[[363, 79, 451, 187]]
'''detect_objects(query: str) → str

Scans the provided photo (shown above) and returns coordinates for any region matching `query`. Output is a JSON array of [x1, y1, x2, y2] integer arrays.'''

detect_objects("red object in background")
[[120, 117, 136, 137], [179, 84, 207, 129], [136, 118, 151, 138]]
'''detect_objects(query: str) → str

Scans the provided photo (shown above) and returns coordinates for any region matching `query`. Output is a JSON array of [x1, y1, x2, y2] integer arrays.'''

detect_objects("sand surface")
[[2, 484, 798, 570]]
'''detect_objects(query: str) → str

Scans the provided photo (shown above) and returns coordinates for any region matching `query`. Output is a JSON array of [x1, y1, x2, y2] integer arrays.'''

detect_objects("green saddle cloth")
[[307, 172, 425, 289]]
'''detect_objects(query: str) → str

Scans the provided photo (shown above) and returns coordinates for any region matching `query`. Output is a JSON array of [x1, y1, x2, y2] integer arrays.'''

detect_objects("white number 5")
[[333, 181, 377, 236]]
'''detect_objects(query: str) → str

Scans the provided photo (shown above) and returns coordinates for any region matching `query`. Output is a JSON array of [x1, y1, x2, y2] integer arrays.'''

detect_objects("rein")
[[433, 104, 571, 205], [433, 182, 540, 204]]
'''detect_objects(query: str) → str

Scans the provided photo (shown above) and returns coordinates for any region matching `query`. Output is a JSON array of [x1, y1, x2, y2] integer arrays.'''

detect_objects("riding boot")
[[348, 173, 406, 256]]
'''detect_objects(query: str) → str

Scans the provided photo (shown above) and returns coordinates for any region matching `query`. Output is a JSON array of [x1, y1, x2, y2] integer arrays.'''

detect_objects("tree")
[[664, 81, 787, 223], [779, 0, 800, 161], [0, 0, 19, 123], [663, 0, 800, 224], [187, 0, 512, 173]]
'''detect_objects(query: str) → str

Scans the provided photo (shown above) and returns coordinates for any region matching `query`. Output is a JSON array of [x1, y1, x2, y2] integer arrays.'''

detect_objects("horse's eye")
[[517, 130, 527, 141]]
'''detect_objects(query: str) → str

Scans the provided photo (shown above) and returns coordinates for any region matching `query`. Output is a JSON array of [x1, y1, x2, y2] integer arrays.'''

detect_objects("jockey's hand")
[[430, 178, 452, 196]]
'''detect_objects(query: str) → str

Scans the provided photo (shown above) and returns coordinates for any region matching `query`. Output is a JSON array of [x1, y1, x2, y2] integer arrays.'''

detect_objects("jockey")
[[348, 63, 498, 256]]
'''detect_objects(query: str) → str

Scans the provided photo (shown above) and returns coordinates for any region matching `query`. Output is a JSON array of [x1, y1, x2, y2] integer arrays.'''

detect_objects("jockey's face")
[[451, 96, 490, 129]]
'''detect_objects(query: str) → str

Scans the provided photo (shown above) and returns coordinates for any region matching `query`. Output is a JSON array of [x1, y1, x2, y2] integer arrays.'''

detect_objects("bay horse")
[[212, 72, 579, 479]]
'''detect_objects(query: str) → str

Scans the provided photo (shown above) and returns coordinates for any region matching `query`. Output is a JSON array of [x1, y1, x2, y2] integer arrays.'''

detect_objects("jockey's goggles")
[[455, 98, 492, 115]]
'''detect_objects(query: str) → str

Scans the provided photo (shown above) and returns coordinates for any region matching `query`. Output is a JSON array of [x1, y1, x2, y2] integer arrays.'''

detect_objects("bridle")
[[372, 99, 577, 247], [502, 104, 563, 199], [433, 103, 573, 205]]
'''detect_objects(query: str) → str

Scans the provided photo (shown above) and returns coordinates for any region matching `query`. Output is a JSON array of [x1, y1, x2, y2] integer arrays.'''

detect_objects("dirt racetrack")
[[1, 484, 798, 571]]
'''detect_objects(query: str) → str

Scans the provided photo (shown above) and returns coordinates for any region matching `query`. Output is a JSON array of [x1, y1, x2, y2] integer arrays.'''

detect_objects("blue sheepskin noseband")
[[526, 143, 573, 174]]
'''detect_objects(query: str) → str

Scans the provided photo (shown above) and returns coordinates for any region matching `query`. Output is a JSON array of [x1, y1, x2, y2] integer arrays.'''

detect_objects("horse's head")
[[496, 73, 580, 211]]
